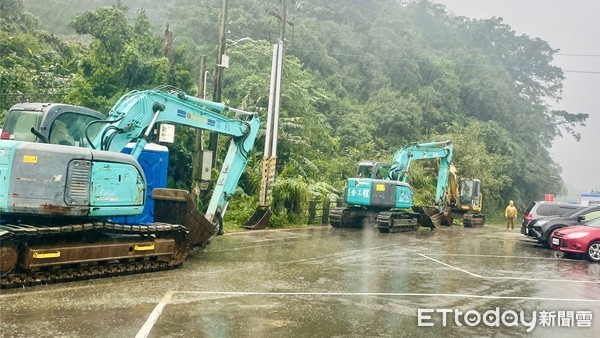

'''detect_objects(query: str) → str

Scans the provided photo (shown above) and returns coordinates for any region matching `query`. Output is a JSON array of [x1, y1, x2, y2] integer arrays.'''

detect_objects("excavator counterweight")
[[0, 88, 260, 288]]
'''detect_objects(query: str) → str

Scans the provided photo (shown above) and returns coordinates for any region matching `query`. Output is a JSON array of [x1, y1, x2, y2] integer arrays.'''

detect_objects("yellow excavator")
[[445, 164, 485, 227]]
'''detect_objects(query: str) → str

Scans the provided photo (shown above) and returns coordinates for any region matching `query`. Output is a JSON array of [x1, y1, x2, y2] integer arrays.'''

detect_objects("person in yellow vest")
[[505, 200, 518, 230]]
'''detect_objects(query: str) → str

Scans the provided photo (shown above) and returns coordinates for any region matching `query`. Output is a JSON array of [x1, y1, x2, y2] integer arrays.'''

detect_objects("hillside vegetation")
[[1, 0, 588, 224]]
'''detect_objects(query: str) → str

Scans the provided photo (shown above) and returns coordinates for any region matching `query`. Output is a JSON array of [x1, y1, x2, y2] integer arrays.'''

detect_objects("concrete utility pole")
[[258, 0, 288, 210], [191, 55, 208, 201], [208, 0, 228, 168], [243, 0, 290, 229]]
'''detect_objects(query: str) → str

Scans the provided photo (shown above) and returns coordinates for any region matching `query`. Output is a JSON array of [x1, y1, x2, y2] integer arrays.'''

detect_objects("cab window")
[[375, 165, 390, 179], [1, 110, 43, 141], [357, 164, 374, 178], [49, 112, 101, 147]]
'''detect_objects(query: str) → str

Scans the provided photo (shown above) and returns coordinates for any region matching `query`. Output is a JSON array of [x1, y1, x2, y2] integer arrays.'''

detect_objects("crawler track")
[[329, 207, 363, 228], [0, 222, 190, 289], [463, 214, 486, 227], [376, 211, 419, 233]]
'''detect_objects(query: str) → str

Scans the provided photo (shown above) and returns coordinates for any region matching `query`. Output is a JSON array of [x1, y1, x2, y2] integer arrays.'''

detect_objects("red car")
[[550, 217, 600, 262]]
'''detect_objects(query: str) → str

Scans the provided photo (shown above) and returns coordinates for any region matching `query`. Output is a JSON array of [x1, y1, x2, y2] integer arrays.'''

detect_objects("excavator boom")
[[0, 87, 260, 288]]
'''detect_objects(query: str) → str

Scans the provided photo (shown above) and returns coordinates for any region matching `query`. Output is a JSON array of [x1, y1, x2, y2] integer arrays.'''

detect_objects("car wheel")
[[587, 241, 600, 262]]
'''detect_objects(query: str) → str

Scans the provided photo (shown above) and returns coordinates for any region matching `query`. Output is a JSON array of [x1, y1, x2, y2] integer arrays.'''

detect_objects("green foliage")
[[8, 0, 587, 223], [0, 0, 75, 111], [271, 174, 309, 214], [63, 4, 173, 111], [222, 191, 257, 231]]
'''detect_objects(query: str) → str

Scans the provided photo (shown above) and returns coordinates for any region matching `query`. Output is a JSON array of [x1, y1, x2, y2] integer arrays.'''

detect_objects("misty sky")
[[432, 0, 600, 195]]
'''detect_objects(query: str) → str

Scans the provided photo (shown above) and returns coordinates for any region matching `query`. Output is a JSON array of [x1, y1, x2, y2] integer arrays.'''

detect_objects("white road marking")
[[417, 254, 481, 277], [419, 253, 600, 284], [426, 253, 574, 261], [135, 290, 173, 338], [134, 289, 600, 336]]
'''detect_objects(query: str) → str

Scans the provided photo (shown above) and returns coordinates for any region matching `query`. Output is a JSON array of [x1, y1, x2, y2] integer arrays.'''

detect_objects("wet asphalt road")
[[1, 225, 599, 337]]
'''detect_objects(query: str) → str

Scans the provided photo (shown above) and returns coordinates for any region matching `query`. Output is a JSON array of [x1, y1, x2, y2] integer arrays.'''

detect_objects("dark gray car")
[[529, 205, 600, 247], [521, 201, 582, 235]]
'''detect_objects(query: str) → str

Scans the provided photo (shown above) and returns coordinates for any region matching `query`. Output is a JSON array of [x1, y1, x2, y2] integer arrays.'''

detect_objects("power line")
[[0, 93, 67, 96], [556, 53, 600, 58], [286, 48, 600, 75]]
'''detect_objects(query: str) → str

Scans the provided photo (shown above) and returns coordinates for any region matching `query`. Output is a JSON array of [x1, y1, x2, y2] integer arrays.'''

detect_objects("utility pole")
[[253, 0, 288, 224], [191, 55, 207, 202], [163, 23, 174, 83], [279, 0, 288, 42], [208, 0, 228, 167]]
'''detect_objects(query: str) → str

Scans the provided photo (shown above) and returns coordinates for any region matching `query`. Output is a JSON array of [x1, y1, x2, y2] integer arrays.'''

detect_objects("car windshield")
[[562, 206, 586, 217], [570, 206, 600, 218], [586, 217, 600, 228]]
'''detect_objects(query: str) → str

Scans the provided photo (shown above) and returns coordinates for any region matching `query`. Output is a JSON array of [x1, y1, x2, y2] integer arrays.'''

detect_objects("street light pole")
[[203, 71, 209, 99]]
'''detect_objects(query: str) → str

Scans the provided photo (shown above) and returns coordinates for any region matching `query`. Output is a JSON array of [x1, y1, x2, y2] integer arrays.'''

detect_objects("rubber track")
[[329, 207, 345, 227], [463, 214, 486, 227], [0, 222, 190, 289], [377, 211, 419, 233]]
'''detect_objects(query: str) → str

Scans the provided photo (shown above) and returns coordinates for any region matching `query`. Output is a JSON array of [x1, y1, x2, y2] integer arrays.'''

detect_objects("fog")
[[433, 0, 600, 196]]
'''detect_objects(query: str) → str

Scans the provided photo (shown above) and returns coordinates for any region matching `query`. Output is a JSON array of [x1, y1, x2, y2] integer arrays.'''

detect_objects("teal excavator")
[[330, 140, 484, 232], [0, 87, 259, 287]]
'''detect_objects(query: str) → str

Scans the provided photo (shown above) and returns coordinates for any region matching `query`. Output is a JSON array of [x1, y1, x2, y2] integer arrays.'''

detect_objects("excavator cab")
[[459, 178, 485, 227], [459, 178, 482, 210], [1, 103, 104, 145], [356, 162, 390, 179]]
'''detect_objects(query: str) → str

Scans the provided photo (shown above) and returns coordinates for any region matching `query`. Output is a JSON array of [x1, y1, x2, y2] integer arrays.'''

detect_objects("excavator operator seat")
[[50, 119, 74, 146]]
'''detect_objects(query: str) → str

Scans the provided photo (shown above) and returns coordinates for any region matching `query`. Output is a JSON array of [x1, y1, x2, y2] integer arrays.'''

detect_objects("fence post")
[[308, 200, 317, 224], [322, 200, 330, 224]]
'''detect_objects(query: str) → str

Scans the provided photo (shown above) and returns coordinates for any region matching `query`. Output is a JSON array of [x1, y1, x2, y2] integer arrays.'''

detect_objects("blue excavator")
[[329, 140, 484, 232], [0, 87, 259, 287]]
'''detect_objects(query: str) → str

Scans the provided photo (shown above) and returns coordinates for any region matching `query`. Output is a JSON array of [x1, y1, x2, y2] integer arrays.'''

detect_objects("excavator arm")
[[88, 88, 260, 223], [388, 140, 453, 205], [0, 88, 260, 287]]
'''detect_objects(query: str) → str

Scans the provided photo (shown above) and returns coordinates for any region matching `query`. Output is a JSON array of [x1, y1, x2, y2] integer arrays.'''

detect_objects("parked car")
[[521, 201, 582, 235], [530, 205, 600, 247], [550, 217, 600, 262]]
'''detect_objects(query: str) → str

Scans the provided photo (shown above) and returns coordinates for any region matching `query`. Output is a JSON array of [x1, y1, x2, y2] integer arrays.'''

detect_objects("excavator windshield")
[[459, 178, 481, 206], [1, 110, 42, 141], [356, 163, 374, 178], [49, 112, 102, 147], [356, 162, 390, 179]]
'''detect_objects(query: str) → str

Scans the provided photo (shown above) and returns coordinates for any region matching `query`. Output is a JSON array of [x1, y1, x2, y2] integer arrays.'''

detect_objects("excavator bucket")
[[152, 188, 215, 248], [242, 206, 272, 230], [413, 206, 444, 229]]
